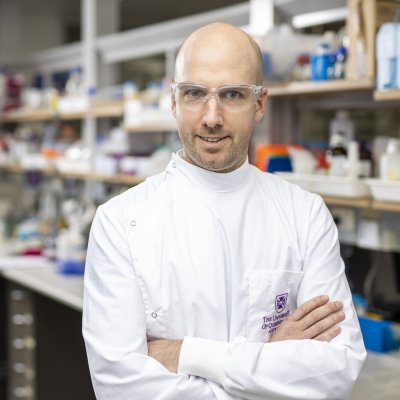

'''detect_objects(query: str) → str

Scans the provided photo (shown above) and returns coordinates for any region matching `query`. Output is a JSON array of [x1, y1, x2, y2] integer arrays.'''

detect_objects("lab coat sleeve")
[[178, 195, 367, 400], [82, 202, 240, 400]]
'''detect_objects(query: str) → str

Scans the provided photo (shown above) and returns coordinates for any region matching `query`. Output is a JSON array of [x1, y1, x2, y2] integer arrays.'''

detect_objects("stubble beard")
[[183, 129, 249, 173]]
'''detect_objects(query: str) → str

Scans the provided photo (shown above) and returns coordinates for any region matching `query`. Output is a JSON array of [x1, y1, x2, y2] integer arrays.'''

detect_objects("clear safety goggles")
[[171, 82, 263, 112]]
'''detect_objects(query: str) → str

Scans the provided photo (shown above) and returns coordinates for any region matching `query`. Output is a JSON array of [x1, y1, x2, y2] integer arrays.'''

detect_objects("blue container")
[[358, 316, 393, 352], [57, 259, 85, 275], [311, 43, 333, 81], [266, 155, 292, 173]]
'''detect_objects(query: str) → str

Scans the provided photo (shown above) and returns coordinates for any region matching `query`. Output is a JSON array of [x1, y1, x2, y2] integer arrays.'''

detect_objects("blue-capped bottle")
[[311, 43, 334, 81]]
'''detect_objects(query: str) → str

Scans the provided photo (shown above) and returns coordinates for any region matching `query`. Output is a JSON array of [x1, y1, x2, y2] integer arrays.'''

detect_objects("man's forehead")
[[180, 29, 254, 61], [174, 23, 262, 84], [175, 42, 256, 81], [177, 65, 254, 87]]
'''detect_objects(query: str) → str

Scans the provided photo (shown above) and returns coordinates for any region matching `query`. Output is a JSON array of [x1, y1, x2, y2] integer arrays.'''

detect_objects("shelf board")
[[0, 103, 178, 130], [60, 171, 144, 185], [58, 101, 124, 120], [373, 90, 400, 102], [89, 102, 124, 118], [0, 163, 144, 185], [323, 196, 400, 212], [322, 196, 371, 209], [267, 79, 374, 97], [0, 163, 24, 173], [124, 120, 177, 132], [0, 102, 124, 123], [0, 109, 56, 123], [371, 200, 400, 212]]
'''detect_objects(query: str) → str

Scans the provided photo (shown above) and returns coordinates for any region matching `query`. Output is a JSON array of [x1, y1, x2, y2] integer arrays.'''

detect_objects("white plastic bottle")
[[123, 80, 142, 126], [346, 140, 362, 178], [380, 138, 400, 181], [376, 22, 400, 90], [329, 110, 354, 147], [65, 67, 83, 96]]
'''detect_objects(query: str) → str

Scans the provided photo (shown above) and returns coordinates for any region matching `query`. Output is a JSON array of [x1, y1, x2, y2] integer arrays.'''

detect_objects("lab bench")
[[1, 262, 400, 400], [0, 261, 93, 400]]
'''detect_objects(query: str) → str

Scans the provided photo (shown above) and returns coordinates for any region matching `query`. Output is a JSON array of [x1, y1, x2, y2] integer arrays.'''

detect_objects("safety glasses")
[[171, 82, 263, 112]]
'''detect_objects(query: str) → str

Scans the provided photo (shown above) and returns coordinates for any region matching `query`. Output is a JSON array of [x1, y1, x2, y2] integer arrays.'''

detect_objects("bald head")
[[174, 22, 263, 86]]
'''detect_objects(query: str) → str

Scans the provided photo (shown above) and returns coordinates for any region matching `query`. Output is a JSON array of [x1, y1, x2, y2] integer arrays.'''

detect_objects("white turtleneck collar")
[[165, 149, 253, 193]]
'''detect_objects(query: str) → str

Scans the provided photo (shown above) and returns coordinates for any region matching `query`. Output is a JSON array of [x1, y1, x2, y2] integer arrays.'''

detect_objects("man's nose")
[[201, 96, 223, 128]]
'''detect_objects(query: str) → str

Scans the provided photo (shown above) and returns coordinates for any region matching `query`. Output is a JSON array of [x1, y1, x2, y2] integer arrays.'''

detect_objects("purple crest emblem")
[[275, 293, 288, 313]]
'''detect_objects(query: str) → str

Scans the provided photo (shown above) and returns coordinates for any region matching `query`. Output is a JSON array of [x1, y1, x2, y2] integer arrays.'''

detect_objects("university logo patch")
[[275, 293, 288, 313]]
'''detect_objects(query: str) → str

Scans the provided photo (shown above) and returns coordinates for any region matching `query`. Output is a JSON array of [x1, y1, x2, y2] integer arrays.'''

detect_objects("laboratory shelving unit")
[[0, 162, 145, 186], [0, 3, 253, 400], [267, 79, 375, 97], [3, 159, 400, 212], [1, 1, 400, 400]]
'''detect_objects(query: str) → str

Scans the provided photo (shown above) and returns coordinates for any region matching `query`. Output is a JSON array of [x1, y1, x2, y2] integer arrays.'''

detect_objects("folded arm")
[[155, 196, 366, 400], [149, 294, 345, 372]]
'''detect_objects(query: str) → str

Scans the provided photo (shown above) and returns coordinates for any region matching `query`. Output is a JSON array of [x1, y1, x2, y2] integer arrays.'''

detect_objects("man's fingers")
[[304, 310, 345, 339], [272, 295, 345, 343], [313, 325, 342, 342], [290, 295, 330, 322], [300, 300, 343, 330]]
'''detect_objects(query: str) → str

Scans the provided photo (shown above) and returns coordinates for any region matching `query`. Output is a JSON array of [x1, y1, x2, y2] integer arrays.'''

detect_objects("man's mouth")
[[199, 136, 227, 142]]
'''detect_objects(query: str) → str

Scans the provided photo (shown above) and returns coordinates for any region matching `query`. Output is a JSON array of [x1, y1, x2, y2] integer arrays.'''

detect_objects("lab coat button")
[[130, 220, 136, 227], [172, 162, 176, 168], [151, 312, 158, 318]]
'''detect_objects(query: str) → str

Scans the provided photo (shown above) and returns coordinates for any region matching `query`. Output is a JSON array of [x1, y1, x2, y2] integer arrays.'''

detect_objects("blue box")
[[358, 316, 393, 353]]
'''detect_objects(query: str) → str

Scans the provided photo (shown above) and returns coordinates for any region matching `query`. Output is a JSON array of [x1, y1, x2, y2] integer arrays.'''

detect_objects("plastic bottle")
[[143, 81, 162, 108], [292, 54, 310, 81], [123, 81, 142, 126], [333, 46, 347, 80], [329, 111, 354, 147], [380, 138, 400, 181], [326, 133, 347, 176], [359, 141, 373, 178], [123, 80, 139, 101], [311, 43, 333, 81], [65, 67, 83, 96], [56, 229, 86, 275], [346, 140, 362, 178], [38, 180, 63, 261], [55, 198, 95, 275], [376, 22, 400, 90]]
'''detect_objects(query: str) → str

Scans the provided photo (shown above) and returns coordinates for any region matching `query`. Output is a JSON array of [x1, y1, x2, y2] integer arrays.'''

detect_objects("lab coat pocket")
[[247, 270, 304, 343]]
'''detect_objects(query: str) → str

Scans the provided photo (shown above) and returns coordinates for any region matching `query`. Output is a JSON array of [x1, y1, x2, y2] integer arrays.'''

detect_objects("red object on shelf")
[[2, 73, 24, 112], [23, 248, 43, 256]]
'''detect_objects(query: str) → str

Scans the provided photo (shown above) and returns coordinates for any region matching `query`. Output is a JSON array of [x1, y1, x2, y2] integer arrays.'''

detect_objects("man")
[[83, 22, 366, 399]]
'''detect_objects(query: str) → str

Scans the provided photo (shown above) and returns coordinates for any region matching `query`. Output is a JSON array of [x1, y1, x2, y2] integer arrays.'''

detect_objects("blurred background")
[[0, 0, 400, 399]]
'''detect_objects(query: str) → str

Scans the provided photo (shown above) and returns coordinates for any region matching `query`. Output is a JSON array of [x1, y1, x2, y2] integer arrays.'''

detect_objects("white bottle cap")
[[386, 138, 400, 154]]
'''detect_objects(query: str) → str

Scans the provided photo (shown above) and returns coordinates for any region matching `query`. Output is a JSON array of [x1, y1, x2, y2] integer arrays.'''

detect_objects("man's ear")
[[255, 88, 267, 123], [171, 94, 177, 118]]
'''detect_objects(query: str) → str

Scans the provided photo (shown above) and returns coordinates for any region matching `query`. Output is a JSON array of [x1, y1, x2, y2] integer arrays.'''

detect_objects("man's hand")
[[270, 295, 345, 343], [147, 339, 183, 373]]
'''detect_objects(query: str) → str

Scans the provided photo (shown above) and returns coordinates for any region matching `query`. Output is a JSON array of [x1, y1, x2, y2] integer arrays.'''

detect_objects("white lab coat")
[[83, 151, 366, 400]]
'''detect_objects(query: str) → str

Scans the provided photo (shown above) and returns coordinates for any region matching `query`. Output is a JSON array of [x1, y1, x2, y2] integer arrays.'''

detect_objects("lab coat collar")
[[166, 149, 252, 192]]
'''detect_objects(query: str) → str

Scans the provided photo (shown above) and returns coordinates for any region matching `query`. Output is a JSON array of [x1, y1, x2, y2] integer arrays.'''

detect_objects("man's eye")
[[185, 89, 205, 98], [223, 90, 242, 100]]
